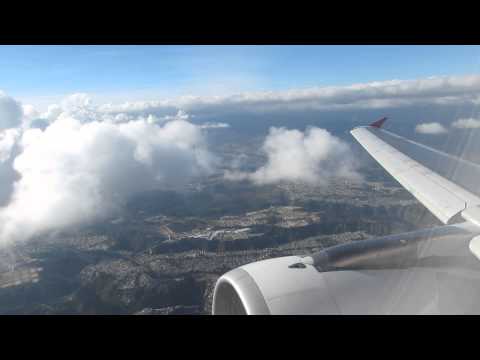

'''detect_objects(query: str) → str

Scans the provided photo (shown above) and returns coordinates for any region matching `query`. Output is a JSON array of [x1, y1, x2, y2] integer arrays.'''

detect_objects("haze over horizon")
[[0, 45, 478, 110]]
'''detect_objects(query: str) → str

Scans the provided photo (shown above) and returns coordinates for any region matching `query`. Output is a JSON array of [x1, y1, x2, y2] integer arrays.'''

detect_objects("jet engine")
[[212, 222, 480, 315]]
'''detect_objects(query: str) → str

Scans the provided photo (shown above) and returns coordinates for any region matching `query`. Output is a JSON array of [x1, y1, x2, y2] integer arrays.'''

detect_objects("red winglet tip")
[[370, 117, 387, 128]]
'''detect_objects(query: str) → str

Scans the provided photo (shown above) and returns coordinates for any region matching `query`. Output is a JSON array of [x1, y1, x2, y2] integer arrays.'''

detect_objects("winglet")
[[370, 117, 387, 129]]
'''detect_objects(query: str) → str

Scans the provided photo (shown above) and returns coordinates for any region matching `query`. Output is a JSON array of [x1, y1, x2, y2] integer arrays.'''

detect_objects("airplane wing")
[[351, 120, 480, 227], [213, 118, 480, 315]]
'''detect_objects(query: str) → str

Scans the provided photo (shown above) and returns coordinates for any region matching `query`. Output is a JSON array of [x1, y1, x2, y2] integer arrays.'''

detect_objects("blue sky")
[[1, 45, 479, 109]]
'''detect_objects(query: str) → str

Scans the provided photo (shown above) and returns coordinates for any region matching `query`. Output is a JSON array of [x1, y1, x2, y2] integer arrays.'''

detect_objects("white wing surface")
[[351, 125, 480, 226]]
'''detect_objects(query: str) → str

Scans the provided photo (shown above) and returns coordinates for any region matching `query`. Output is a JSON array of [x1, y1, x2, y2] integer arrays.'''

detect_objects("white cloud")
[[22, 104, 40, 121], [199, 122, 230, 129], [0, 129, 20, 162], [225, 127, 361, 185], [61, 93, 91, 110], [97, 74, 480, 116], [415, 122, 448, 135], [37, 93, 103, 125], [0, 93, 23, 130], [451, 118, 480, 129], [42, 104, 63, 123], [0, 94, 216, 245]]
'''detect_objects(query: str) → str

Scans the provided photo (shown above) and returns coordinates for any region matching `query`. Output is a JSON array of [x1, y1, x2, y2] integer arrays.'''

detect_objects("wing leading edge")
[[351, 122, 480, 226]]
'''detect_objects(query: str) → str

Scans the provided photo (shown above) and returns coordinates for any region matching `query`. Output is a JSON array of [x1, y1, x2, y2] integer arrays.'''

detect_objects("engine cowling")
[[212, 222, 480, 315]]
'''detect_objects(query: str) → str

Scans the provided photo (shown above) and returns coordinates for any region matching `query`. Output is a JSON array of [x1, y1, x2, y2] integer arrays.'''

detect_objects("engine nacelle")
[[212, 222, 480, 315], [213, 256, 312, 315]]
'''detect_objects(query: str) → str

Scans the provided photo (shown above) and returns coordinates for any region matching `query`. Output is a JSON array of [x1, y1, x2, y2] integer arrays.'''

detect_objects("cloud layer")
[[225, 127, 361, 185], [415, 122, 448, 135], [452, 118, 480, 129], [0, 93, 23, 130], [97, 74, 480, 117], [0, 94, 216, 245], [199, 122, 230, 129], [1, 73, 480, 245]]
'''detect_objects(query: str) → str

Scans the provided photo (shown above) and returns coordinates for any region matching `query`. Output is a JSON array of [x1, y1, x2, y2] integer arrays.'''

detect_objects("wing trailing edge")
[[351, 124, 480, 225]]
